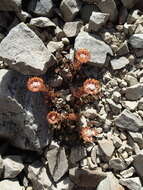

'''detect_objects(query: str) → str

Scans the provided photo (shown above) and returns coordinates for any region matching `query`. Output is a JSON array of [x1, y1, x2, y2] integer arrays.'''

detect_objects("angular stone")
[[69, 167, 106, 187], [124, 74, 138, 86], [97, 172, 124, 190], [88, 11, 109, 32], [70, 145, 87, 164], [74, 31, 113, 67], [106, 99, 122, 115], [133, 153, 143, 180], [94, 0, 118, 22], [120, 167, 135, 178], [98, 139, 115, 160], [60, 0, 82, 21], [0, 69, 52, 151], [114, 109, 143, 131], [0, 180, 24, 190], [47, 41, 64, 53], [111, 57, 129, 70], [129, 34, 143, 49], [45, 146, 68, 182], [80, 4, 99, 23], [122, 101, 138, 111], [0, 22, 53, 75], [28, 0, 54, 17], [3, 155, 24, 178], [63, 21, 83, 37], [30, 17, 56, 29], [28, 161, 52, 190], [125, 84, 143, 100], [116, 41, 129, 56], [119, 177, 142, 190], [109, 158, 127, 171]]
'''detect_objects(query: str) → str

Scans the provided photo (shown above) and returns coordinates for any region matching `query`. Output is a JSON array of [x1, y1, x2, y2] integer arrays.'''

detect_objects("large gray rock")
[[60, 0, 82, 22], [125, 84, 143, 100], [3, 155, 24, 178], [129, 34, 143, 49], [28, 0, 54, 17], [0, 69, 52, 151], [45, 146, 68, 182], [114, 109, 143, 132], [69, 167, 106, 187], [0, 180, 24, 190], [74, 31, 113, 67], [109, 158, 127, 171], [0, 22, 53, 75], [97, 172, 124, 190], [88, 11, 109, 32], [94, 0, 118, 22], [27, 161, 52, 190]]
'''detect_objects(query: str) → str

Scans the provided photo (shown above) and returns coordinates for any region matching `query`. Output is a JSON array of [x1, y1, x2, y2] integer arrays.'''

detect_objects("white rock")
[[63, 21, 83, 37], [122, 101, 138, 111], [3, 155, 24, 178], [119, 177, 142, 190], [111, 57, 129, 70], [125, 83, 143, 100], [120, 167, 135, 178], [30, 17, 56, 28], [88, 11, 109, 32], [47, 41, 64, 53], [129, 34, 143, 49], [0, 180, 24, 190]]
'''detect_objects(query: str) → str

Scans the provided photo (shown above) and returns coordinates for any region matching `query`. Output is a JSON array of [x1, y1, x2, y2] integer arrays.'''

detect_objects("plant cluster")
[[26, 49, 101, 144]]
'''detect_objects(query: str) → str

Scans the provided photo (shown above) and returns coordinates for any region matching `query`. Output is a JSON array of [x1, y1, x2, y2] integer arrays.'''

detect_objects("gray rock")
[[69, 167, 106, 187], [112, 91, 121, 103], [129, 34, 143, 49], [63, 21, 83, 37], [30, 17, 56, 29], [125, 84, 143, 100], [112, 135, 122, 148], [47, 41, 64, 53], [27, 161, 52, 190], [45, 146, 68, 182], [88, 11, 109, 32], [109, 158, 127, 171], [133, 154, 143, 180], [106, 99, 122, 115], [70, 145, 87, 164], [94, 0, 118, 22], [129, 132, 143, 147], [74, 31, 113, 67], [122, 101, 138, 111], [0, 69, 52, 151], [135, 24, 143, 34], [0, 180, 24, 190], [111, 57, 129, 70], [120, 167, 135, 178], [0, 22, 53, 75], [119, 177, 142, 190], [80, 4, 99, 23], [97, 172, 124, 190], [98, 139, 115, 160], [28, 0, 54, 17], [116, 41, 129, 56], [121, 0, 138, 9], [3, 155, 24, 178], [114, 109, 143, 132], [60, 0, 82, 21], [124, 74, 138, 86]]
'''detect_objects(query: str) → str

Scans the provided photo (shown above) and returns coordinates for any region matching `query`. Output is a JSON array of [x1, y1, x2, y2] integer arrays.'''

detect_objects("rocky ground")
[[0, 0, 143, 190]]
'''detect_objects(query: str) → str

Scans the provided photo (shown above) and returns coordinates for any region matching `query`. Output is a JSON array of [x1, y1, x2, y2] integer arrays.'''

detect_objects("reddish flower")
[[75, 49, 90, 64], [27, 77, 47, 92], [47, 111, 61, 124], [80, 126, 98, 143], [83, 79, 100, 95]]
